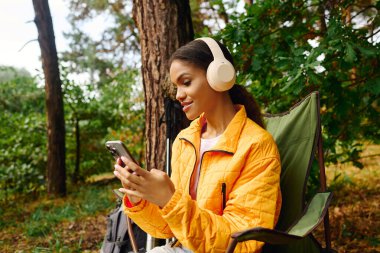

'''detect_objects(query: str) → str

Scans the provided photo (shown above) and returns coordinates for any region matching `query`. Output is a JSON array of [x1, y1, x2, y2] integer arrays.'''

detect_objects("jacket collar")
[[178, 105, 247, 154]]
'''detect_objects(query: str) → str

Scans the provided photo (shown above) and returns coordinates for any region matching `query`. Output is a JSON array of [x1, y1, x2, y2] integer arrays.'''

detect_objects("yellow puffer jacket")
[[123, 105, 282, 252]]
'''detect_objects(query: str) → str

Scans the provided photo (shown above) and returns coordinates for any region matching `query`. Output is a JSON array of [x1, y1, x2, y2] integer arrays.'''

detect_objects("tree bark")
[[32, 0, 66, 196], [132, 0, 193, 172], [318, 1, 327, 34], [72, 116, 80, 184]]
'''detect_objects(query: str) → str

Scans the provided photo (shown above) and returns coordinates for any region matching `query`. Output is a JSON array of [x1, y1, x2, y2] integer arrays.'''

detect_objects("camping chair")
[[226, 91, 336, 253]]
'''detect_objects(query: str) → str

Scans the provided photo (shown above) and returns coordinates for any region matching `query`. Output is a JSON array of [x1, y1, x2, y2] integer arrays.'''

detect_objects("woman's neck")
[[202, 94, 236, 139]]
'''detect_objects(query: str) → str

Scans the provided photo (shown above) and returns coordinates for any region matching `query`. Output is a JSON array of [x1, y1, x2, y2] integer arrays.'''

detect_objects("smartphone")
[[105, 140, 138, 165]]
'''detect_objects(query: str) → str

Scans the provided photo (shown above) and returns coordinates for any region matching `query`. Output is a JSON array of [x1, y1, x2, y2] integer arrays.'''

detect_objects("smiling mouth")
[[181, 102, 193, 112]]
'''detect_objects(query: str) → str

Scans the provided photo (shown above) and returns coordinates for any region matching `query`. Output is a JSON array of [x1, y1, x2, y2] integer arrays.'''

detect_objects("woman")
[[113, 37, 282, 253]]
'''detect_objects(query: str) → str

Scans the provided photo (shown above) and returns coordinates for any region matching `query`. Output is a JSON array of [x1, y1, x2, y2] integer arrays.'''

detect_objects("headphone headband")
[[196, 37, 225, 60], [195, 37, 236, 92]]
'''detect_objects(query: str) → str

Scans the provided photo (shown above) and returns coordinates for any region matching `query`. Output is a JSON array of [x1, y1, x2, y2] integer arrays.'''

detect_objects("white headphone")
[[197, 37, 236, 92]]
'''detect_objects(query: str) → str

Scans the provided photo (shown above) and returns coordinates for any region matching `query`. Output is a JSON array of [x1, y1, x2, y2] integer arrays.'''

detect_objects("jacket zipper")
[[221, 182, 227, 211], [180, 138, 233, 200], [180, 138, 198, 197]]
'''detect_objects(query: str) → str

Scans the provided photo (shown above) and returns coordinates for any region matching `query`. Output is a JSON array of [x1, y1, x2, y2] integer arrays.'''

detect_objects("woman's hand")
[[114, 157, 142, 204], [114, 156, 175, 208]]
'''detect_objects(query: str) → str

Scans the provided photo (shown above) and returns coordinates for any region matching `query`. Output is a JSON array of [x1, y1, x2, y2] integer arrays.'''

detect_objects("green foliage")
[[190, 0, 243, 37], [27, 204, 75, 237], [95, 68, 145, 164], [0, 62, 144, 198], [1, 183, 117, 251], [0, 66, 46, 199], [62, 66, 145, 182], [26, 187, 108, 237], [0, 65, 31, 82], [3, 0, 377, 203], [218, 0, 380, 167], [62, 0, 146, 181], [63, 0, 139, 82]]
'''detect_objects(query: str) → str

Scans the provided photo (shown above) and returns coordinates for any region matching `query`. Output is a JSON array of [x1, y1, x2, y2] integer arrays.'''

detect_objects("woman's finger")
[[118, 188, 142, 204], [118, 187, 143, 199], [121, 156, 150, 178], [113, 170, 142, 190], [120, 156, 139, 170], [114, 163, 132, 176], [114, 163, 134, 178], [114, 164, 143, 185], [118, 188, 128, 194]]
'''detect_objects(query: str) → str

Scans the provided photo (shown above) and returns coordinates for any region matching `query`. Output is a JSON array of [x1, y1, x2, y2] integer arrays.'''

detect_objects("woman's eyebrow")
[[175, 73, 190, 83]]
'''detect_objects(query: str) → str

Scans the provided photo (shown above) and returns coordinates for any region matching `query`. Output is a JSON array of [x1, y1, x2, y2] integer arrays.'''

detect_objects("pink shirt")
[[189, 135, 220, 200]]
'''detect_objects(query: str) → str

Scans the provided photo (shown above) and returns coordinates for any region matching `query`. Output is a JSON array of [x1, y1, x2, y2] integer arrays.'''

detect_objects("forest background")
[[0, 0, 379, 252]]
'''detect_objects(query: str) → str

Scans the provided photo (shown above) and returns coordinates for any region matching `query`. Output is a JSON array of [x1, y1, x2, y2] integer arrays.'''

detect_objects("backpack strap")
[[112, 189, 139, 253]]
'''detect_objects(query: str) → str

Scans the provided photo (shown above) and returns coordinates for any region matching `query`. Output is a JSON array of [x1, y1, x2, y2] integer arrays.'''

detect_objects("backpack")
[[101, 190, 147, 253]]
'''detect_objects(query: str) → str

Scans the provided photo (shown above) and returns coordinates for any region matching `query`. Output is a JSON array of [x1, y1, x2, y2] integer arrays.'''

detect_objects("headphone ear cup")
[[207, 60, 236, 92]]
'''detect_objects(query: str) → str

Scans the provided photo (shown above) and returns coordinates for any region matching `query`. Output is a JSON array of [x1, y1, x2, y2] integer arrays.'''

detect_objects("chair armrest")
[[226, 227, 303, 253], [287, 192, 333, 236], [226, 192, 333, 253], [233, 226, 303, 244]]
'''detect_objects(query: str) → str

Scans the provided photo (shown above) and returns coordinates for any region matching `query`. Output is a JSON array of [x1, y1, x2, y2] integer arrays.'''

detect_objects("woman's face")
[[170, 60, 219, 120]]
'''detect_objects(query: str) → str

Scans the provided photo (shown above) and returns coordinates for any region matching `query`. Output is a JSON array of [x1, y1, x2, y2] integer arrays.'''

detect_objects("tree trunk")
[[32, 0, 66, 196], [318, 1, 327, 35], [132, 0, 193, 172], [72, 116, 80, 184]]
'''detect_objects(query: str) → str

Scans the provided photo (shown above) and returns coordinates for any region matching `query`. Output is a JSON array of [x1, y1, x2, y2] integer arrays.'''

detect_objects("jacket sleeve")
[[159, 134, 282, 252], [122, 197, 173, 238], [122, 137, 184, 239]]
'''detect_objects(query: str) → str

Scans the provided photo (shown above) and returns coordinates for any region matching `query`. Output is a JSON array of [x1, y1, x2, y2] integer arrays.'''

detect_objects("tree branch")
[[366, 28, 380, 39], [360, 153, 380, 159], [340, 73, 380, 88], [349, 5, 377, 23], [18, 39, 38, 52]]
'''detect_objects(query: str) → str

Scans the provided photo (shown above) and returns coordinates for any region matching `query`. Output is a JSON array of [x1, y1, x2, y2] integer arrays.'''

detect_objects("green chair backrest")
[[264, 92, 319, 232]]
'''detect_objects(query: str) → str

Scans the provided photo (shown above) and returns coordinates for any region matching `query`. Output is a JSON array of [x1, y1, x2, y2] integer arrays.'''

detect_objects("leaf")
[[294, 48, 306, 56], [357, 45, 378, 57], [281, 69, 302, 92], [366, 78, 380, 95], [352, 160, 364, 169], [344, 43, 357, 63], [251, 58, 262, 71]]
